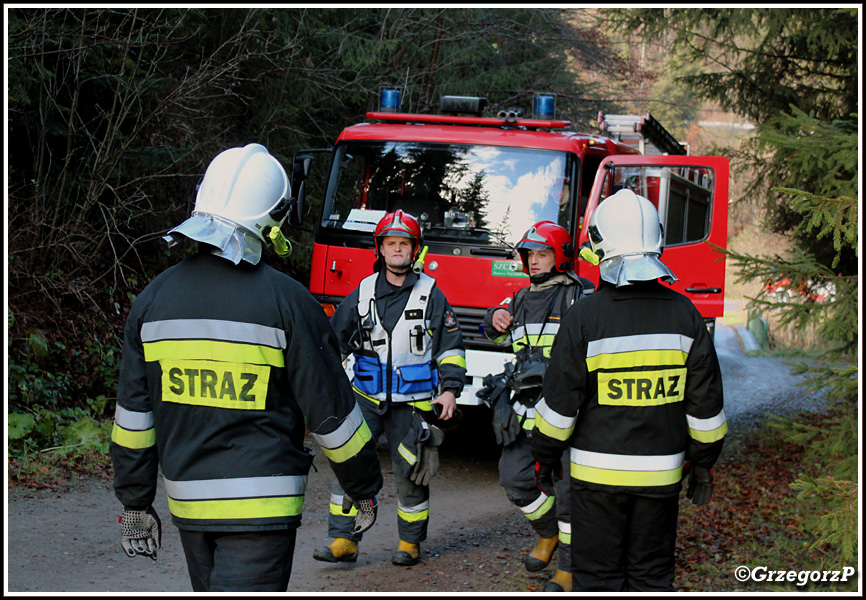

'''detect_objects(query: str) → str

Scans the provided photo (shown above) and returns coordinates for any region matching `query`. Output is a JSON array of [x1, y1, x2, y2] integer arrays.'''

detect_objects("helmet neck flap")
[[164, 143, 290, 265], [589, 189, 677, 287], [163, 213, 263, 265]]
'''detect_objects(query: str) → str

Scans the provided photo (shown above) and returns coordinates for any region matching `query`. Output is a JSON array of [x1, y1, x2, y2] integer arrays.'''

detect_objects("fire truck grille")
[[452, 306, 499, 351]]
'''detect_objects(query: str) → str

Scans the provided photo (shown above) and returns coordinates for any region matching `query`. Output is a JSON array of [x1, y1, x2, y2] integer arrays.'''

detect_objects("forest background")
[[5, 6, 860, 585]]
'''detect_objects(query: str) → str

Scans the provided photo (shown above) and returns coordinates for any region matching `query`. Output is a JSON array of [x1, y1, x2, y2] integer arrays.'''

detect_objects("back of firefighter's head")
[[163, 143, 291, 265], [516, 221, 574, 282], [587, 188, 677, 287], [194, 143, 290, 243], [373, 210, 422, 272]]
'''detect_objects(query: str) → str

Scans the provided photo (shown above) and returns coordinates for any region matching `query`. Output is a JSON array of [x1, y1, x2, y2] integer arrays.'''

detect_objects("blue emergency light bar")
[[379, 89, 401, 113], [532, 95, 555, 120]]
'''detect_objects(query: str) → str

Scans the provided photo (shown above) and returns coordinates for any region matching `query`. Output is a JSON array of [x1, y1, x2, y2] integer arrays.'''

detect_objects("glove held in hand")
[[120, 506, 162, 560], [491, 395, 521, 447], [410, 423, 445, 486], [342, 494, 378, 535]]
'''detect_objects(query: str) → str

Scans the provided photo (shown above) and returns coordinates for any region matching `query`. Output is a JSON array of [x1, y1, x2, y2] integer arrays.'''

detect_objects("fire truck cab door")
[[577, 154, 729, 321]]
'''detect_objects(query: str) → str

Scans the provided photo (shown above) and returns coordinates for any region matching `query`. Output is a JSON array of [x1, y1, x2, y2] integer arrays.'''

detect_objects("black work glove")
[[397, 413, 429, 473], [410, 424, 445, 486], [476, 373, 508, 407], [491, 396, 521, 447], [119, 506, 162, 560], [342, 494, 379, 535], [686, 465, 714, 506], [535, 460, 562, 498]]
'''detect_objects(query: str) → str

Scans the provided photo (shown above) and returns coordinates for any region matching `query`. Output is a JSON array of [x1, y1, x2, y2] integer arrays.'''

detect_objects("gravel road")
[[5, 315, 827, 594]]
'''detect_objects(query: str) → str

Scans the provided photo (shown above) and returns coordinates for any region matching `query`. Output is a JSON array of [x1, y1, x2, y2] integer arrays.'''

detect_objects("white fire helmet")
[[163, 144, 290, 265], [587, 188, 678, 287]]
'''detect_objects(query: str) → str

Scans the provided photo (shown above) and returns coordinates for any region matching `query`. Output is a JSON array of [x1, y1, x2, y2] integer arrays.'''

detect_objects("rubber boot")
[[543, 569, 572, 592], [524, 534, 558, 572], [312, 538, 358, 563], [390, 540, 421, 566]]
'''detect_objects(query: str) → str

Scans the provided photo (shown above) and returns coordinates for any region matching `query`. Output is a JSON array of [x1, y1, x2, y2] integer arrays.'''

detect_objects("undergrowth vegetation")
[[676, 406, 858, 592]]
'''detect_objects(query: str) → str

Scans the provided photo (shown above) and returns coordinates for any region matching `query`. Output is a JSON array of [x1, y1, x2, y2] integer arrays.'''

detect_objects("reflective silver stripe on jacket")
[[311, 403, 365, 450], [534, 398, 575, 430], [163, 474, 307, 500], [571, 449, 685, 471], [511, 322, 561, 340], [435, 347, 466, 364], [512, 402, 536, 420], [587, 333, 693, 358], [687, 409, 727, 432], [114, 405, 154, 430], [141, 319, 287, 349]]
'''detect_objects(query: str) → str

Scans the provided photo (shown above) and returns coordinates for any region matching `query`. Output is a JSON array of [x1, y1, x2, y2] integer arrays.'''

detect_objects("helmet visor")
[[515, 240, 551, 252]]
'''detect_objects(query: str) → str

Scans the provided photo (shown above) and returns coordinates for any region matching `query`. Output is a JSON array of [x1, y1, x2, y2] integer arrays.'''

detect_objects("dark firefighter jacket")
[[481, 273, 594, 431], [110, 251, 383, 532], [330, 269, 466, 412], [532, 280, 726, 497]]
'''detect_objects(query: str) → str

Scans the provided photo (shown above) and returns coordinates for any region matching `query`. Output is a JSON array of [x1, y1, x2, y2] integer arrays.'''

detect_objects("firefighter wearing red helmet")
[[532, 189, 726, 591], [478, 220, 594, 592], [314, 209, 467, 567]]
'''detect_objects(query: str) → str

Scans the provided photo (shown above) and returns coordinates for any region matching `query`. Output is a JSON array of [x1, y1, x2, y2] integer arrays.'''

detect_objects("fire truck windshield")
[[320, 141, 573, 246]]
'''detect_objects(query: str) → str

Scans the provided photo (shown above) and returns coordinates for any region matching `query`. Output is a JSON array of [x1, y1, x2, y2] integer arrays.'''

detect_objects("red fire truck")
[[287, 91, 728, 405]]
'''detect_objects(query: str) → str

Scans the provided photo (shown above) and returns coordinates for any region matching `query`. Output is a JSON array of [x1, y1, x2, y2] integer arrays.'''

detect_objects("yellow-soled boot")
[[543, 569, 572, 592], [312, 538, 358, 563], [390, 540, 421, 566], [523, 534, 558, 572]]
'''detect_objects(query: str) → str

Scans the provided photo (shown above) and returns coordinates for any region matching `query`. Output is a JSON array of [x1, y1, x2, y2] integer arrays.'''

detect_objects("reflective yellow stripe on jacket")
[[571, 449, 685, 487], [687, 410, 728, 443], [309, 403, 373, 464], [586, 333, 692, 371], [111, 405, 156, 449], [164, 475, 306, 521], [534, 398, 576, 442], [142, 318, 287, 367], [436, 348, 467, 369], [511, 322, 560, 358]]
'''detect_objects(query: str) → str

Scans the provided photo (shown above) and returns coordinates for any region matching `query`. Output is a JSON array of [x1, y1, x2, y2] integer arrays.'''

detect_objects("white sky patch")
[[481, 153, 564, 242]]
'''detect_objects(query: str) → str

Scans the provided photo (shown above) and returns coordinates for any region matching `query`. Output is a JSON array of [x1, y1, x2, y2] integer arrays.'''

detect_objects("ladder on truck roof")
[[597, 112, 688, 156]]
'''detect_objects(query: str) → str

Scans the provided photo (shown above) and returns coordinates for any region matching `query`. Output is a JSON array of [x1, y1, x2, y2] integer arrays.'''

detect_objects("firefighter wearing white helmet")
[[163, 143, 294, 264], [111, 144, 383, 591], [587, 188, 678, 287], [532, 188, 727, 591]]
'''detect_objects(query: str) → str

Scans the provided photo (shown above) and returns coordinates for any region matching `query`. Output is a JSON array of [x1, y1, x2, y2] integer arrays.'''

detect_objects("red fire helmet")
[[515, 220, 574, 274], [373, 209, 422, 260]]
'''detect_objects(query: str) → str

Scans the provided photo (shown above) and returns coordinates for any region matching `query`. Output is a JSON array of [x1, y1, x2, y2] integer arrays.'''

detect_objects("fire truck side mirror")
[[288, 155, 312, 227]]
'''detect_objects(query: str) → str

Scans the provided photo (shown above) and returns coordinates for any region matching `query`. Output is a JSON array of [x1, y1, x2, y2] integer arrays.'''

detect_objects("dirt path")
[[5, 318, 825, 593]]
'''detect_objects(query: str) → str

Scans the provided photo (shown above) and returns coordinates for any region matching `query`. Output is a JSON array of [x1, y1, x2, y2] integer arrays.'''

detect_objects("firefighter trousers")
[[570, 488, 679, 591], [327, 397, 430, 544], [178, 528, 297, 592], [499, 431, 571, 572]]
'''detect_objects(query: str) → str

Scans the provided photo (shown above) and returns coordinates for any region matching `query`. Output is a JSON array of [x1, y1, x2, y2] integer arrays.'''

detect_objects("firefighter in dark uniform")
[[532, 189, 727, 591], [313, 209, 467, 567], [110, 144, 383, 592], [479, 221, 593, 593]]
